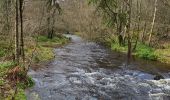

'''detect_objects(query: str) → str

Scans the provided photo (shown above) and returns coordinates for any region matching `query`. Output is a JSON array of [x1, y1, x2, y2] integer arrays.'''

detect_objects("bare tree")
[[148, 0, 158, 45]]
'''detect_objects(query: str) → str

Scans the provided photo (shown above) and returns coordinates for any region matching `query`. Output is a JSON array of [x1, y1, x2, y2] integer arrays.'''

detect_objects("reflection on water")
[[26, 35, 170, 100]]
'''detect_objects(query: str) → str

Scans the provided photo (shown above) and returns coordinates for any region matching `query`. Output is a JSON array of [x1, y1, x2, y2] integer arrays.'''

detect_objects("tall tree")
[[19, 0, 25, 62], [126, 0, 132, 61], [148, 0, 158, 45], [46, 0, 61, 39], [15, 0, 19, 65]]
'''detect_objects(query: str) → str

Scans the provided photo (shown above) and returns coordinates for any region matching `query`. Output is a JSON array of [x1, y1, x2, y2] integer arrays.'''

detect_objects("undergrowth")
[[134, 43, 157, 60], [100, 36, 164, 62], [0, 62, 34, 100], [0, 34, 70, 100]]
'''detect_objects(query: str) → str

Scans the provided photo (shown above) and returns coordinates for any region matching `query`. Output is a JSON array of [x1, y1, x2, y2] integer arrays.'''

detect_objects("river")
[[26, 35, 170, 100]]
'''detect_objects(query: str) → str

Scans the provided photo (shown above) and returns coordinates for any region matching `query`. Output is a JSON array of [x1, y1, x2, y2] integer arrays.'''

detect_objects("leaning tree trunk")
[[148, 0, 158, 45]]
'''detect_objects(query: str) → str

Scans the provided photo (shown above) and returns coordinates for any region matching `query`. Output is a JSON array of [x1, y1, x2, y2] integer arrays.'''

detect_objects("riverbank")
[[108, 37, 170, 65], [0, 34, 70, 100], [75, 32, 170, 65]]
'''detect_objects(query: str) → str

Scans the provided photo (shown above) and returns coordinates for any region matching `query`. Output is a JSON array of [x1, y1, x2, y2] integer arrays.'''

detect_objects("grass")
[[37, 35, 69, 47], [11, 76, 34, 100], [111, 43, 128, 53], [155, 48, 170, 64], [25, 35, 70, 63], [2, 89, 27, 100], [0, 38, 14, 53], [34, 46, 54, 63], [34, 35, 69, 63], [0, 42, 13, 57], [0, 61, 16, 78], [0, 61, 16, 70]]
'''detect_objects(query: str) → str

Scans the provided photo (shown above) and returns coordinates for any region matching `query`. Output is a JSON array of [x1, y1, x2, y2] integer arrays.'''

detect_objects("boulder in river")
[[154, 74, 164, 80]]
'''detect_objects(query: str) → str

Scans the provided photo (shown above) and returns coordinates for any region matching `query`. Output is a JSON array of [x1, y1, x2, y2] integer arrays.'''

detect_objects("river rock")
[[154, 74, 164, 80]]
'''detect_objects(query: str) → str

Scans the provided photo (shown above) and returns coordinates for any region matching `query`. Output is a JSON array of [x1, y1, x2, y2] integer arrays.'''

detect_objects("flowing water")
[[26, 35, 170, 100]]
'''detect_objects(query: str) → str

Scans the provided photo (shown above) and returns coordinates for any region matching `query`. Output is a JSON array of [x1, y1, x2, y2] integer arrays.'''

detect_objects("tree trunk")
[[148, 0, 158, 45], [118, 18, 123, 46], [51, 8, 57, 39], [19, 0, 25, 63], [5, 0, 10, 35], [15, 0, 19, 65], [133, 0, 141, 51], [127, 0, 132, 62], [47, 17, 51, 38], [141, 21, 146, 42]]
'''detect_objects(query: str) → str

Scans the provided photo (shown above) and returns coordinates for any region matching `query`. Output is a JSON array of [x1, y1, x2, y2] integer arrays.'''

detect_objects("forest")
[[0, 0, 170, 100]]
